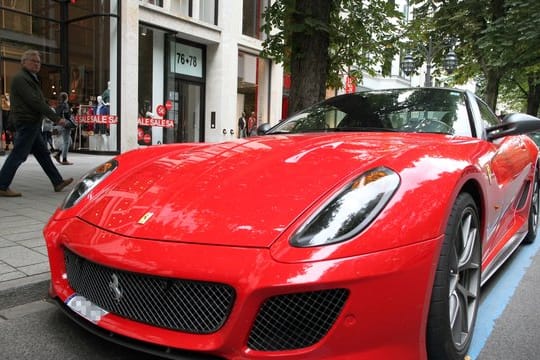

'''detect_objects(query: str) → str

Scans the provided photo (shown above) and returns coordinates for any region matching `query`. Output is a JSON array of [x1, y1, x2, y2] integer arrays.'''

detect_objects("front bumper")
[[45, 218, 441, 360]]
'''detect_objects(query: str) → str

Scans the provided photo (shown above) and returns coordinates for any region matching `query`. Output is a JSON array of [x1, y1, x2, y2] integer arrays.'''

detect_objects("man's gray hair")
[[21, 49, 40, 64]]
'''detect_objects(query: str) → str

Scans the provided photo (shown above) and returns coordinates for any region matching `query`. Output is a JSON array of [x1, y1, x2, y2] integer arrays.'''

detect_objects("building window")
[[242, 0, 269, 39], [145, 0, 164, 6], [199, 0, 218, 25], [165, 0, 217, 25], [170, 0, 190, 16]]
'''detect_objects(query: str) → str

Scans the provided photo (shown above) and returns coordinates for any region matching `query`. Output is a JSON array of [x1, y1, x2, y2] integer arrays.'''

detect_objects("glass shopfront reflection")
[[0, 0, 119, 154]]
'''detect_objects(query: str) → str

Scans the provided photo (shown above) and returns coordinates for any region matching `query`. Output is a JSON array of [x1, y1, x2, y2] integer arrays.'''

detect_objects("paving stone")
[[19, 262, 50, 276], [0, 270, 26, 282], [0, 246, 48, 267]]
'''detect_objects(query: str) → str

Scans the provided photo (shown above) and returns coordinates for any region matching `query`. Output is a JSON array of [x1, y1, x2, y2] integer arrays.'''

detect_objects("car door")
[[475, 99, 531, 261]]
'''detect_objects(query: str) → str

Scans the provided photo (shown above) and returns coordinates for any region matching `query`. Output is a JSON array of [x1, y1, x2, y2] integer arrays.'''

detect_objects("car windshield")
[[269, 88, 471, 136]]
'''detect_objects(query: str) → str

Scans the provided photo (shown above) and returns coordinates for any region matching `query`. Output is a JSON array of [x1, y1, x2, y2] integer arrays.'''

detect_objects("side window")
[[477, 99, 500, 127]]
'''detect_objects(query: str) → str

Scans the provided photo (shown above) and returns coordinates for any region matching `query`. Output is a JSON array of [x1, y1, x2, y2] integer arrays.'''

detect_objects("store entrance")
[[173, 80, 203, 143]]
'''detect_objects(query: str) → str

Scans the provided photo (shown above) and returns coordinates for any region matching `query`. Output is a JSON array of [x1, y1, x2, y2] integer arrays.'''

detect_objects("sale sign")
[[137, 117, 175, 128], [156, 105, 167, 117]]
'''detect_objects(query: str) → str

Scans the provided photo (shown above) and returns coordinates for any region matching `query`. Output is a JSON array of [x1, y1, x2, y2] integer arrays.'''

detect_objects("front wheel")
[[427, 193, 481, 359]]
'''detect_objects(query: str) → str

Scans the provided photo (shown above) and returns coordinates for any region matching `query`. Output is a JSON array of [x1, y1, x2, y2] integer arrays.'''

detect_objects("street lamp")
[[401, 54, 415, 77], [443, 50, 458, 74], [401, 37, 458, 87]]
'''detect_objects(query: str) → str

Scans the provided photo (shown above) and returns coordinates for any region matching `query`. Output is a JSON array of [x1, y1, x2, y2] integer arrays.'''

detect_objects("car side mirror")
[[486, 113, 540, 141], [257, 123, 272, 135]]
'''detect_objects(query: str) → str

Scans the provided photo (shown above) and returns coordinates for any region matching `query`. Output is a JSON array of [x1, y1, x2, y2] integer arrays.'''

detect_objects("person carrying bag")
[[53, 92, 74, 165]]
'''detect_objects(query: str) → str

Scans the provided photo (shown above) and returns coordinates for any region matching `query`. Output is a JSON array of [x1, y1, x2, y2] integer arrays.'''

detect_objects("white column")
[[151, 30, 165, 144], [120, 0, 140, 152], [203, 1, 241, 142]]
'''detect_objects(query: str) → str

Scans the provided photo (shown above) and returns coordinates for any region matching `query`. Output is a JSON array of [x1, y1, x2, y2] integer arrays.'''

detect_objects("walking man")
[[0, 49, 73, 197]]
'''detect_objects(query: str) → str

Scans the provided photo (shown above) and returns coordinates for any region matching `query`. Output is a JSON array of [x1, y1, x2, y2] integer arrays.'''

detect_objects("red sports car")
[[44, 87, 540, 359]]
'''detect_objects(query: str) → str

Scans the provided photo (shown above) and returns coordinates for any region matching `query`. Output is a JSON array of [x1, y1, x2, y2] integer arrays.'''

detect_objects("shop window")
[[237, 52, 270, 137], [68, 0, 117, 18], [0, 0, 119, 153], [67, 1, 119, 153], [0, 0, 31, 34], [138, 25, 154, 145]]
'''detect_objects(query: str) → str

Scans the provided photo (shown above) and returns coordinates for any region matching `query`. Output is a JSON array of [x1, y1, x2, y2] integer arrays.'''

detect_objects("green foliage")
[[261, 0, 404, 90], [406, 0, 540, 110], [499, 65, 540, 113]]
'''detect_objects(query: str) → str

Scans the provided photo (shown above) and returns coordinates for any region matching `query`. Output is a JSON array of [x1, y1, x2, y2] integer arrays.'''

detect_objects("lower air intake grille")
[[63, 247, 235, 334], [247, 289, 349, 351]]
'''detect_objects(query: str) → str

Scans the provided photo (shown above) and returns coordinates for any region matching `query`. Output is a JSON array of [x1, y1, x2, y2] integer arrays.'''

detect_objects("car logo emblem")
[[108, 273, 123, 302], [137, 211, 154, 225]]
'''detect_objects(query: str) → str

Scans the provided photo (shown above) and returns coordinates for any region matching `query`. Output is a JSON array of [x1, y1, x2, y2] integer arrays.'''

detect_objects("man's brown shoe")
[[0, 188, 22, 197], [54, 178, 74, 192]]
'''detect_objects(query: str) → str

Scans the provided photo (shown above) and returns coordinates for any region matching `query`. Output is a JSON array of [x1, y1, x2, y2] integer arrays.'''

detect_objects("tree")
[[406, 0, 540, 111], [261, 0, 403, 115], [499, 68, 540, 116]]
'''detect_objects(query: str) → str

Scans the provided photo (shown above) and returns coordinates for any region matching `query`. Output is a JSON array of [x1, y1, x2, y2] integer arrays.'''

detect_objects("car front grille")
[[63, 247, 235, 334], [247, 288, 349, 351]]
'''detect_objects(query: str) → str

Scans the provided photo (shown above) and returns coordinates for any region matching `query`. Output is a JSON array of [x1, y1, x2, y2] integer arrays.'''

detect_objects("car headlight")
[[290, 167, 400, 247], [61, 159, 118, 209]]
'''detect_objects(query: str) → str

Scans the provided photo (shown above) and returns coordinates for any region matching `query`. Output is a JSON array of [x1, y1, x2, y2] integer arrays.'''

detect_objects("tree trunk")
[[288, 0, 334, 116], [484, 69, 501, 111], [526, 74, 540, 116]]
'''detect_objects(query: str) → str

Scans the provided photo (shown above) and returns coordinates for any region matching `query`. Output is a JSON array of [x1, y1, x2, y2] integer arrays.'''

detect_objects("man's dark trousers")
[[0, 122, 63, 190]]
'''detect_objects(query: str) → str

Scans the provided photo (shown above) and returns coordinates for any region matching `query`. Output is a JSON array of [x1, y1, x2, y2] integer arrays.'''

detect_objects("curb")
[[0, 273, 50, 311]]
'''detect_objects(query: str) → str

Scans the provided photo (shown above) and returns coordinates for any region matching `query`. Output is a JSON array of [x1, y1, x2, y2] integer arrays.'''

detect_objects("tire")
[[427, 193, 481, 360], [523, 166, 539, 244]]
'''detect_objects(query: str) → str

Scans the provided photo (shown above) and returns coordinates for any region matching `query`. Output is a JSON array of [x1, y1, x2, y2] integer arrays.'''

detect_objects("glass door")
[[173, 80, 203, 143]]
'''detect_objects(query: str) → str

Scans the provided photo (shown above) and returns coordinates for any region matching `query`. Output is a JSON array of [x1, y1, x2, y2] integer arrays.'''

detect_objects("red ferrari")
[[45, 87, 540, 359]]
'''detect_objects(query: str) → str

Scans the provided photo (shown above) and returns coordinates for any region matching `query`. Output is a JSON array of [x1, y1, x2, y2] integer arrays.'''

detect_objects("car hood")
[[77, 133, 456, 247]]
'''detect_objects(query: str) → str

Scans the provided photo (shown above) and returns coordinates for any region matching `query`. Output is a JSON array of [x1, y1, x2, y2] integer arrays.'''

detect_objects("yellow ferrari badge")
[[137, 212, 154, 225]]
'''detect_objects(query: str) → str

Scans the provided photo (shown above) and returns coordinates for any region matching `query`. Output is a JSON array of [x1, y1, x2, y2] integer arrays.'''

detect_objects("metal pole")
[[0, 52, 5, 155], [0, 107, 4, 156], [425, 37, 433, 87]]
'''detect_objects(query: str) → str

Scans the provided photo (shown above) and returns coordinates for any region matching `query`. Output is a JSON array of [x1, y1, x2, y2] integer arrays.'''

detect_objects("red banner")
[[345, 75, 356, 94]]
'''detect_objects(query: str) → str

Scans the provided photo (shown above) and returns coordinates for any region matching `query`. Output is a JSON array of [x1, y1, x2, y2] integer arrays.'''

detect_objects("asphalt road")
[[0, 299, 161, 360], [473, 234, 540, 359]]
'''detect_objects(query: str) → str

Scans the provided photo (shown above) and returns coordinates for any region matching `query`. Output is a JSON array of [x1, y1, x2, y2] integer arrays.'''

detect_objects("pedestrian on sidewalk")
[[0, 49, 73, 197], [41, 114, 55, 152], [52, 92, 74, 165]]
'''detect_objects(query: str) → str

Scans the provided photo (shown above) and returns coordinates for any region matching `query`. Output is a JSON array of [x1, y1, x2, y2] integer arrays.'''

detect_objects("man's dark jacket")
[[10, 68, 61, 126]]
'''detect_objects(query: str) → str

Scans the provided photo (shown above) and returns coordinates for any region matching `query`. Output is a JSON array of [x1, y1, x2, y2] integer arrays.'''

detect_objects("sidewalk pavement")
[[0, 152, 113, 299]]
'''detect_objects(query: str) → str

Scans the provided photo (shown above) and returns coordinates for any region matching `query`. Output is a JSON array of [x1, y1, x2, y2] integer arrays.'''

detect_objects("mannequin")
[[101, 81, 110, 104], [95, 95, 109, 151]]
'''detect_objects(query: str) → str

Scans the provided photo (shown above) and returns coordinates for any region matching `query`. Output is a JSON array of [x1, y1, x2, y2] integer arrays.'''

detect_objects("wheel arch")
[[459, 179, 485, 245]]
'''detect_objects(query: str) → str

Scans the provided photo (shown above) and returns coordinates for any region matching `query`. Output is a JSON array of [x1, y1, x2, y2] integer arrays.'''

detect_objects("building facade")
[[0, 0, 283, 154]]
